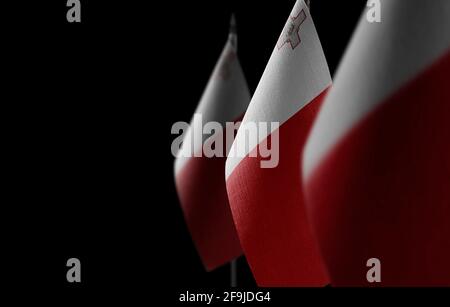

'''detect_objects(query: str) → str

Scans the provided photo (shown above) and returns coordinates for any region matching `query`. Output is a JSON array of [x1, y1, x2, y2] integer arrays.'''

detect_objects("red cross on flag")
[[225, 0, 331, 286], [174, 16, 250, 271], [276, 9, 307, 50], [303, 0, 450, 286]]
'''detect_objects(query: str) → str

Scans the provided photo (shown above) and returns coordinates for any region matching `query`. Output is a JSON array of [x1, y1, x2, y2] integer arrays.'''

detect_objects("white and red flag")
[[174, 17, 250, 271], [225, 0, 331, 286], [303, 0, 450, 286]]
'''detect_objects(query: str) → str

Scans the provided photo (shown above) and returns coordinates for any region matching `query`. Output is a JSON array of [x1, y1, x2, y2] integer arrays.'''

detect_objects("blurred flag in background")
[[174, 16, 250, 271], [303, 0, 450, 286]]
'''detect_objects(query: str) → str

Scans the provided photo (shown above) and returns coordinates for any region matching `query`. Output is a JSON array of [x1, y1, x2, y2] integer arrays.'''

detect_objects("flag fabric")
[[174, 17, 250, 271], [303, 0, 450, 286], [225, 0, 331, 286]]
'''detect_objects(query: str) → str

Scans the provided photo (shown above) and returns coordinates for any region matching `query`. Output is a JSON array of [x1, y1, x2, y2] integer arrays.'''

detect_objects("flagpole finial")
[[229, 13, 237, 34], [229, 13, 238, 50]]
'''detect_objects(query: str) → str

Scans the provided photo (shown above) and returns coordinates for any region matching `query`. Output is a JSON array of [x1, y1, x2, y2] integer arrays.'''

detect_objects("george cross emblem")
[[277, 9, 307, 50]]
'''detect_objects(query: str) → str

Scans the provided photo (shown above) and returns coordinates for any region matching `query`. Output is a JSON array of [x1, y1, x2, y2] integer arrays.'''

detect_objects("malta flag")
[[225, 0, 331, 286], [303, 0, 450, 286], [174, 17, 250, 271]]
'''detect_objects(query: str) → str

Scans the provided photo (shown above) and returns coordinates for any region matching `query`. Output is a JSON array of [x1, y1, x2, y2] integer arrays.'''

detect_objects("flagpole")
[[229, 13, 237, 50], [231, 259, 237, 287], [229, 13, 238, 288]]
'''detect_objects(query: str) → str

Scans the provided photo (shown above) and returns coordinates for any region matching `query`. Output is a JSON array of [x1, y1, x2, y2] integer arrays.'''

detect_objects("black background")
[[7, 0, 447, 303]]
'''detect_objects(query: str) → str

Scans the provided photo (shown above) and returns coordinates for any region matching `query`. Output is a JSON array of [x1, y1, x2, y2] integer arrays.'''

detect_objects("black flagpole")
[[229, 13, 238, 288], [231, 258, 237, 287]]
